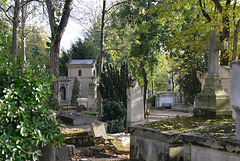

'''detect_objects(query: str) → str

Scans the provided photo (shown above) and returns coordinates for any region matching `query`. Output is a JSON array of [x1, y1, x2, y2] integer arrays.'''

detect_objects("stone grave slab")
[[181, 123, 240, 161], [90, 122, 116, 144], [59, 114, 98, 125], [91, 121, 107, 137], [129, 125, 183, 161], [55, 143, 68, 161], [62, 128, 95, 147]]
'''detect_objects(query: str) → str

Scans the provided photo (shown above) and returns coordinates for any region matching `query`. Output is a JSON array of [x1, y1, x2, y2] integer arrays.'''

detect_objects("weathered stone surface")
[[129, 125, 183, 161], [182, 129, 240, 161], [230, 60, 240, 140], [197, 66, 230, 95], [64, 134, 95, 147], [129, 125, 182, 143], [190, 145, 240, 161], [77, 97, 88, 107], [56, 143, 68, 161], [39, 144, 55, 161], [67, 144, 76, 157], [71, 77, 81, 105], [81, 158, 129, 161], [91, 121, 107, 137], [194, 30, 231, 118], [130, 120, 240, 161], [88, 81, 97, 108], [59, 114, 98, 125], [127, 80, 144, 127]]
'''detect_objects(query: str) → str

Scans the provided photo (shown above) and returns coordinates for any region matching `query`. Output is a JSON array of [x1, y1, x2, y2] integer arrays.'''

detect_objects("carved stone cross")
[[201, 30, 228, 77]]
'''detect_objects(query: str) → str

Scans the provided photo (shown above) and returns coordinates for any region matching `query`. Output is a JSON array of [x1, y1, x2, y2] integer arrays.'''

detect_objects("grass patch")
[[81, 110, 98, 115]]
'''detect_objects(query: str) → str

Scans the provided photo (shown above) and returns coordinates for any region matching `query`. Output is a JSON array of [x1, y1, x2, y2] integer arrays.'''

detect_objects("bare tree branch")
[[198, 0, 211, 22], [212, 0, 223, 13]]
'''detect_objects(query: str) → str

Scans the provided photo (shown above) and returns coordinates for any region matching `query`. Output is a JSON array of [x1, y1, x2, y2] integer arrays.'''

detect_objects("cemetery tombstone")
[[194, 30, 232, 118], [230, 61, 240, 140], [88, 80, 97, 108], [90, 121, 107, 137], [127, 80, 144, 127], [167, 80, 171, 91]]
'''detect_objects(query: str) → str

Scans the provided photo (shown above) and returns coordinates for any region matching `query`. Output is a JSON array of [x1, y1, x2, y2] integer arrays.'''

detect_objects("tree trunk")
[[172, 70, 174, 92], [220, 15, 230, 65], [98, 0, 106, 117], [21, 1, 27, 61], [46, 0, 73, 110], [151, 80, 154, 95], [232, 20, 240, 61], [49, 38, 61, 110], [11, 0, 21, 60], [140, 64, 148, 118]]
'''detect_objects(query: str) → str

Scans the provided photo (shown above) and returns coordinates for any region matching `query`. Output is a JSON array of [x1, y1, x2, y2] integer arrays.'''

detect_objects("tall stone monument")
[[127, 80, 144, 127], [194, 30, 232, 118], [88, 80, 97, 108], [230, 61, 240, 140]]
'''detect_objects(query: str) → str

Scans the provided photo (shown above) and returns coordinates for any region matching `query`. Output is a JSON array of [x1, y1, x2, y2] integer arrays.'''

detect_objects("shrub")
[[147, 95, 156, 107], [101, 99, 126, 133], [0, 57, 65, 160]]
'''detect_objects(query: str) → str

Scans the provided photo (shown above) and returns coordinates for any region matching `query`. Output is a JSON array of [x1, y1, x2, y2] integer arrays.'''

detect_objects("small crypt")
[[59, 59, 97, 108]]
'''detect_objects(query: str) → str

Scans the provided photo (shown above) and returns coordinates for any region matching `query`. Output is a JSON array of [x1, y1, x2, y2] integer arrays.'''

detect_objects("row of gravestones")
[[40, 30, 240, 160], [39, 79, 145, 161], [129, 31, 240, 161]]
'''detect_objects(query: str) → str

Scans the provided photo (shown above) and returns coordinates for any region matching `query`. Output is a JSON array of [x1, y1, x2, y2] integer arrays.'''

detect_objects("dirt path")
[[146, 109, 192, 122]]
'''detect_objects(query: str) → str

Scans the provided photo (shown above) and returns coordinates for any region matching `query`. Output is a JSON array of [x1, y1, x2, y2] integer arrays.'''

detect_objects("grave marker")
[[194, 30, 232, 118], [90, 121, 107, 137]]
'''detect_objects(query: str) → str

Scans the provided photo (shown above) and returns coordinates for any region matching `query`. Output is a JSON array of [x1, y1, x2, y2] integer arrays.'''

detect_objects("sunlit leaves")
[[0, 54, 65, 160]]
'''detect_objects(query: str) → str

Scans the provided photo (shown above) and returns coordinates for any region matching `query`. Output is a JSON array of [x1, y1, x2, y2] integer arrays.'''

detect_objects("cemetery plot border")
[[129, 125, 183, 161], [129, 118, 240, 161]]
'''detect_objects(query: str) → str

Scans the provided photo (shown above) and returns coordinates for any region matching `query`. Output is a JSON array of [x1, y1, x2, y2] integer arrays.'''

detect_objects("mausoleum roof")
[[69, 59, 95, 65]]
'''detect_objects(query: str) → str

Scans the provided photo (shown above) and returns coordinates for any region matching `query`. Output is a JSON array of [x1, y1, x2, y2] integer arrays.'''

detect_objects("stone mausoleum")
[[59, 59, 97, 107]]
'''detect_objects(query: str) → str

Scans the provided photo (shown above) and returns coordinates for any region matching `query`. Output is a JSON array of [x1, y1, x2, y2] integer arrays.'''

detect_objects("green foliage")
[[59, 50, 70, 76], [101, 99, 126, 133], [25, 28, 49, 65], [179, 70, 201, 104], [99, 62, 131, 108], [99, 62, 131, 133], [81, 111, 98, 115], [176, 50, 208, 104], [0, 20, 11, 55], [0, 54, 65, 160], [69, 38, 99, 60], [147, 95, 156, 107]]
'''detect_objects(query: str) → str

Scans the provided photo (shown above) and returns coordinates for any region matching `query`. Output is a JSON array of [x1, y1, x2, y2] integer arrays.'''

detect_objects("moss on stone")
[[143, 116, 234, 133], [111, 140, 130, 153]]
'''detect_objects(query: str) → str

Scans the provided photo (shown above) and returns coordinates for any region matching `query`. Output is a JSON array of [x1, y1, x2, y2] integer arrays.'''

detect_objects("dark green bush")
[[101, 99, 126, 133], [0, 56, 65, 160], [147, 95, 156, 107], [99, 62, 131, 133]]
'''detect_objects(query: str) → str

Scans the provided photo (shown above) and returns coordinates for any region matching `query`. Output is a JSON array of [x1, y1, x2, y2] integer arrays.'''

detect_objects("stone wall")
[[197, 66, 230, 95], [130, 124, 240, 161], [129, 126, 183, 161], [182, 131, 240, 161]]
